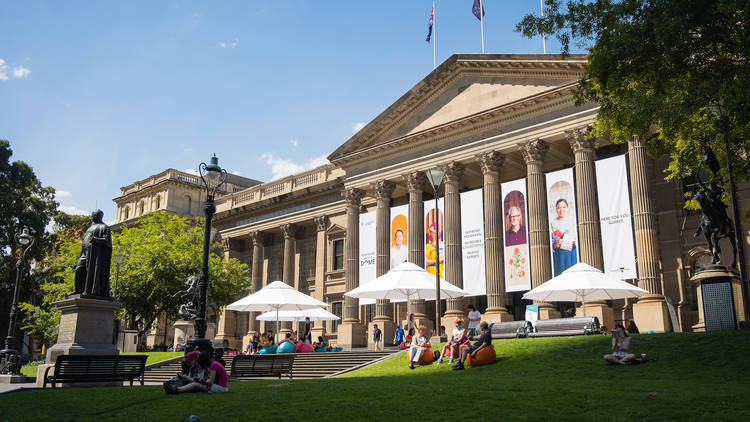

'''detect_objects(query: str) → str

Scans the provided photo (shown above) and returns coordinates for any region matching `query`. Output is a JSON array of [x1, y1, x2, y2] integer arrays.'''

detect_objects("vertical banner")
[[358, 211, 376, 305], [390, 204, 409, 269], [460, 189, 486, 296], [424, 197, 445, 280], [546, 168, 580, 277], [595, 155, 638, 280], [501, 178, 531, 292]]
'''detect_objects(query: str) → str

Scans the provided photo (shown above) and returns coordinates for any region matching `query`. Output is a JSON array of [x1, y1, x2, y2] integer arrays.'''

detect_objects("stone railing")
[[217, 164, 342, 212], [119, 169, 240, 197]]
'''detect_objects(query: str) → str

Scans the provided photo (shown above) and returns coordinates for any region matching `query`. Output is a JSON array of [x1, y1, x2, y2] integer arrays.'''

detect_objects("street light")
[[112, 253, 125, 348], [425, 168, 445, 340], [187, 154, 227, 354], [0, 228, 35, 375]]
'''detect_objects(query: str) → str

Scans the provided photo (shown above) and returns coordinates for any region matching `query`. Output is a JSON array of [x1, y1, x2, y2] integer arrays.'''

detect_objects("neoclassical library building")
[[113, 54, 750, 350]]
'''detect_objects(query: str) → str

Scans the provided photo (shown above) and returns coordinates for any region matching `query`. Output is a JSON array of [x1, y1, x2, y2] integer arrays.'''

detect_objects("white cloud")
[[259, 153, 329, 180], [0, 59, 8, 80], [231, 170, 242, 176], [13, 66, 30, 79], [184, 168, 199, 175], [179, 143, 194, 154], [55, 190, 72, 199], [216, 38, 239, 49], [352, 122, 366, 134], [59, 205, 88, 216], [289, 139, 299, 147]]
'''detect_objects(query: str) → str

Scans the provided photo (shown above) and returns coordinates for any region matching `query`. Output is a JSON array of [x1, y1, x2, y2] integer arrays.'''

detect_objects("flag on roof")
[[426, 6, 435, 42], [472, 0, 485, 20]]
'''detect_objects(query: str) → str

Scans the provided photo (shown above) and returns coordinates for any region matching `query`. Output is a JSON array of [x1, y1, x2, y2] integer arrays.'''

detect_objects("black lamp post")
[[425, 168, 445, 340], [186, 154, 227, 354], [112, 253, 125, 348], [0, 228, 34, 375]]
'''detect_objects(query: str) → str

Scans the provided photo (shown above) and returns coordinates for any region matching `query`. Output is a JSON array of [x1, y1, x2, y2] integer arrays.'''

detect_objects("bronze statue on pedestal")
[[73, 209, 113, 298]]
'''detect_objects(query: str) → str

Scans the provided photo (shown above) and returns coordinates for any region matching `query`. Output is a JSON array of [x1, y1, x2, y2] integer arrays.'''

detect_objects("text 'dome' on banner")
[[501, 178, 531, 292], [359, 211, 376, 305]]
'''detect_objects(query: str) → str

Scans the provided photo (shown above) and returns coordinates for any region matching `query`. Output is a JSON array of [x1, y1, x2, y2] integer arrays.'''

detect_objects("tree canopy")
[[516, 0, 750, 187]]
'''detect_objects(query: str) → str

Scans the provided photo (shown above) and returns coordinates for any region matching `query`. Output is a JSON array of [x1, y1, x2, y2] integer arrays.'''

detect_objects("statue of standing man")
[[73, 209, 113, 298]]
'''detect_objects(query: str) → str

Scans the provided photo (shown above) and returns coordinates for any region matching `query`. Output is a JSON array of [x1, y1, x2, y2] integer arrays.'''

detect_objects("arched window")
[[184, 195, 192, 214], [123, 207, 129, 220], [138, 201, 145, 215], [155, 195, 161, 210]]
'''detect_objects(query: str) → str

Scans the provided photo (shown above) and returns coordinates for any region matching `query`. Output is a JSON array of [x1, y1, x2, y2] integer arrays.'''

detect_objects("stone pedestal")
[[632, 295, 671, 333], [173, 320, 194, 349], [576, 301, 615, 330], [482, 311, 515, 324], [690, 266, 746, 332], [37, 297, 120, 387], [368, 320, 395, 349], [0, 374, 33, 384], [337, 323, 366, 350], [538, 304, 561, 320]]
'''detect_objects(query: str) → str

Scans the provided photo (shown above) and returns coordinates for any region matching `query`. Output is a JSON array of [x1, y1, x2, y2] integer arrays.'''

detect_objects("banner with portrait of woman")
[[501, 178, 531, 292], [545, 168, 580, 277], [390, 204, 409, 269], [423, 197, 445, 280]]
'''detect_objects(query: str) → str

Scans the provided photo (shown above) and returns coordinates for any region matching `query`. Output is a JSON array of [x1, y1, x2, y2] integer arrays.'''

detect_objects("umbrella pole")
[[276, 308, 280, 344], [581, 293, 586, 317]]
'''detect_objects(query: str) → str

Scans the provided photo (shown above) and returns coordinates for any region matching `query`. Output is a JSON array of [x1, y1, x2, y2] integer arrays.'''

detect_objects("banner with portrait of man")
[[545, 168, 580, 277], [390, 204, 409, 269], [501, 178, 531, 292]]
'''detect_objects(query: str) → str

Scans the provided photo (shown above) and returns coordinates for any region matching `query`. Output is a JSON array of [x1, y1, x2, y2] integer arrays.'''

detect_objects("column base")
[[633, 295, 672, 333], [311, 325, 327, 342], [537, 303, 561, 320], [441, 309, 464, 336], [369, 319, 395, 349], [483, 308, 516, 324], [576, 301, 615, 330], [337, 322, 367, 350]]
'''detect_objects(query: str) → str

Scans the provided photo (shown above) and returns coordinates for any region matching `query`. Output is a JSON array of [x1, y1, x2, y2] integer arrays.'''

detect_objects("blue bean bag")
[[314, 341, 329, 353], [277, 341, 295, 354], [258, 344, 277, 354]]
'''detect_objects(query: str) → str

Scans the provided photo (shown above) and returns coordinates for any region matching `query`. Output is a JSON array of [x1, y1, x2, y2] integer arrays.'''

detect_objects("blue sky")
[[1, 1, 571, 223]]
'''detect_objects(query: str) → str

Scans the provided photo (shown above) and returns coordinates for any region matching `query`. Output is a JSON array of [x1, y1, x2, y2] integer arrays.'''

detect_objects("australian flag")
[[426, 7, 434, 42], [472, 0, 485, 20]]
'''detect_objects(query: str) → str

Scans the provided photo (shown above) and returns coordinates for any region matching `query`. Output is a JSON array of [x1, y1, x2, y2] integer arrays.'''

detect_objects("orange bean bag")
[[406, 346, 434, 365], [466, 344, 496, 367]]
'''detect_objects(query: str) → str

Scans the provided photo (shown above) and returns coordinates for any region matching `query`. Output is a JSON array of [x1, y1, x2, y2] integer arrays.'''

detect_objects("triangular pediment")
[[328, 53, 587, 164]]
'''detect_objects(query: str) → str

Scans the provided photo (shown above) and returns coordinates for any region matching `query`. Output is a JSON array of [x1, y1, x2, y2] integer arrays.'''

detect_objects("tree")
[[0, 140, 58, 349], [516, 1, 750, 187]]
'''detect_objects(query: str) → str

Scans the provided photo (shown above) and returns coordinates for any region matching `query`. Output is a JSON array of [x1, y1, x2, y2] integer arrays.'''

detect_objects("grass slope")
[[3, 331, 749, 422]]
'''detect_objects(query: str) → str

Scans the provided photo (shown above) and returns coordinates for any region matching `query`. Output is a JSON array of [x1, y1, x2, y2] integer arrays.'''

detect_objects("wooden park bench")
[[527, 316, 601, 338], [487, 321, 533, 339], [43, 354, 147, 388], [230, 354, 295, 379]]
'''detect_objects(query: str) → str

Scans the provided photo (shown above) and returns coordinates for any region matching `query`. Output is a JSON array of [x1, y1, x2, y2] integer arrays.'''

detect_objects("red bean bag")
[[466, 344, 496, 367], [297, 342, 314, 353], [406, 346, 434, 365]]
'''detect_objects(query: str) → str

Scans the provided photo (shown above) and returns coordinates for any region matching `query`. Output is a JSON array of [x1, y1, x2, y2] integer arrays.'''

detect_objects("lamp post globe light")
[[0, 228, 34, 375], [187, 154, 227, 354], [425, 168, 445, 341]]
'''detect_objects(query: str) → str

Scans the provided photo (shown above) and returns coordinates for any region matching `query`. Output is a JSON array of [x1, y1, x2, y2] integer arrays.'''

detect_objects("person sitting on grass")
[[178, 352, 229, 393], [438, 318, 468, 365], [604, 324, 639, 365], [453, 321, 491, 371], [177, 352, 203, 384], [400, 328, 414, 350], [407, 325, 430, 370]]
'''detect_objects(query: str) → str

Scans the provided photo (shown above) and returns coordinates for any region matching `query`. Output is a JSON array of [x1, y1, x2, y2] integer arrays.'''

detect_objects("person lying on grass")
[[604, 324, 640, 365], [438, 318, 468, 365], [408, 325, 431, 369], [178, 352, 229, 393], [453, 321, 491, 371]]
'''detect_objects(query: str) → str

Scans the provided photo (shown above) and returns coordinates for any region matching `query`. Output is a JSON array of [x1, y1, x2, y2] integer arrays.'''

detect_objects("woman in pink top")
[[178, 352, 229, 393]]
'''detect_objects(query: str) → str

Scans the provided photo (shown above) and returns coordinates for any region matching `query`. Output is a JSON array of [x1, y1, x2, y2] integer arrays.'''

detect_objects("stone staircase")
[[143, 350, 397, 383]]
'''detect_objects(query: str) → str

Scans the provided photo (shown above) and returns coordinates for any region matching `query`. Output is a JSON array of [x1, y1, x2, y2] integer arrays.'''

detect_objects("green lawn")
[[4, 331, 750, 422], [20, 352, 183, 378]]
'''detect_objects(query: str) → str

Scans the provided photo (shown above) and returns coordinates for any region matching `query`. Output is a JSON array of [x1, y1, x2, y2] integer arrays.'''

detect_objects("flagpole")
[[480, 0, 485, 53], [433, 0, 437, 69], [540, 0, 547, 53]]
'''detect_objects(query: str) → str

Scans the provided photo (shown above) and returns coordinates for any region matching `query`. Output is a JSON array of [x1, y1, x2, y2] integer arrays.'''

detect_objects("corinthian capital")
[[404, 171, 426, 192], [442, 161, 465, 184], [280, 223, 298, 239], [343, 188, 365, 207], [249, 231, 267, 247], [314, 216, 329, 232], [476, 151, 505, 174], [373, 180, 396, 200], [566, 125, 595, 152], [520, 139, 550, 164]]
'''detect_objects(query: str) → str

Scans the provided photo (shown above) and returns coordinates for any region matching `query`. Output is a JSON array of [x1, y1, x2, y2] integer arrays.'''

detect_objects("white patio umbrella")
[[522, 262, 649, 316], [345, 261, 468, 302], [256, 307, 340, 322], [226, 280, 328, 342]]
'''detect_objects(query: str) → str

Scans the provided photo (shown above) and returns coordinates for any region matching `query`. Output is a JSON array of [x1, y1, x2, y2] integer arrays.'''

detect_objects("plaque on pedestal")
[[691, 265, 745, 332]]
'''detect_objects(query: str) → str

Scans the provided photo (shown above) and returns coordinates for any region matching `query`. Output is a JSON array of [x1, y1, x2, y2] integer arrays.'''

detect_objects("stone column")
[[567, 126, 613, 328], [442, 161, 465, 327], [521, 139, 560, 319], [241, 231, 265, 347], [217, 238, 244, 347], [405, 171, 432, 329], [629, 138, 671, 332], [371, 180, 396, 348], [477, 151, 514, 323], [339, 188, 367, 348], [279, 223, 297, 336], [312, 216, 328, 340]]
